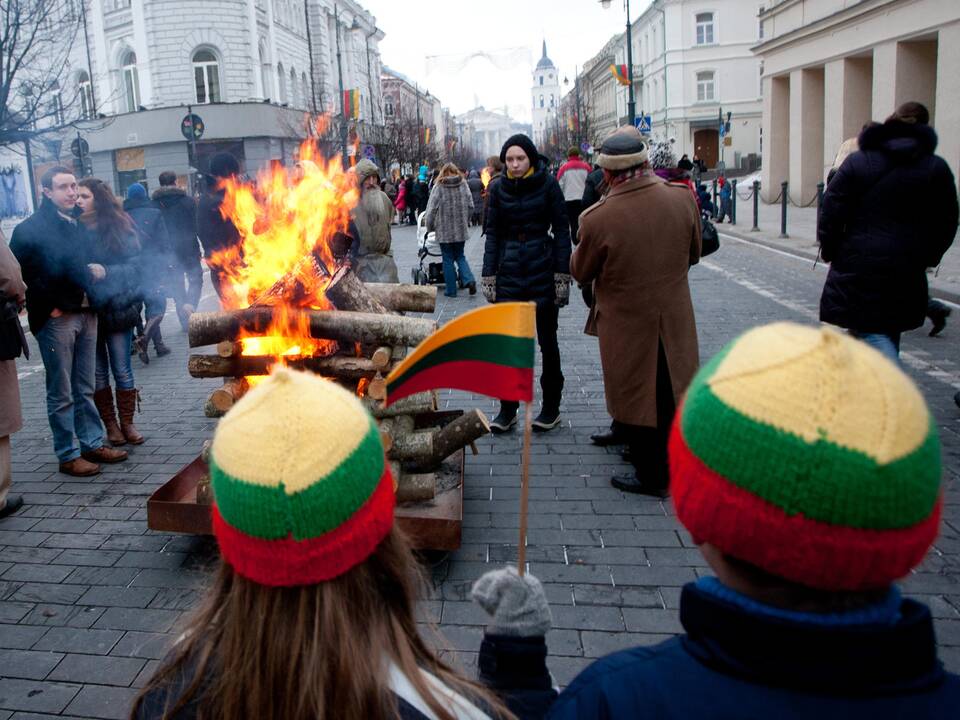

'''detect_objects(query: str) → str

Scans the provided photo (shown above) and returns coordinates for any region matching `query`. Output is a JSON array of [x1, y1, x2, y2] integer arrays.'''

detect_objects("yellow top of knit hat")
[[706, 322, 930, 464], [210, 367, 378, 493]]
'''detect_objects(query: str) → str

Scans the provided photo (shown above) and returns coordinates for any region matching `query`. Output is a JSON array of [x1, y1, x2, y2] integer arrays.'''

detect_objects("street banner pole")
[[517, 401, 533, 576]]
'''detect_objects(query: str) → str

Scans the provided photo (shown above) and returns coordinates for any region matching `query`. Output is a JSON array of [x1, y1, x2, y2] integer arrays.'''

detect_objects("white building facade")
[[755, 0, 960, 204], [629, 0, 763, 170], [531, 41, 561, 147]]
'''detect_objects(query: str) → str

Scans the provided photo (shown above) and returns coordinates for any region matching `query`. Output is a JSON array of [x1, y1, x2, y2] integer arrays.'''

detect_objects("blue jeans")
[[851, 331, 901, 365], [440, 242, 475, 297], [36, 312, 105, 462], [96, 327, 135, 391]]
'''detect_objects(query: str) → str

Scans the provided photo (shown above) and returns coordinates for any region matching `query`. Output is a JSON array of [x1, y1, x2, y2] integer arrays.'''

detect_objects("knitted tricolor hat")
[[209, 368, 394, 587], [669, 322, 942, 591]]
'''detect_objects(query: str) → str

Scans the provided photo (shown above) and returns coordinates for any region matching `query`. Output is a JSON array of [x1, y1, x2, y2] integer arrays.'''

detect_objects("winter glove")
[[480, 276, 497, 303], [471, 566, 552, 637], [554, 273, 571, 308]]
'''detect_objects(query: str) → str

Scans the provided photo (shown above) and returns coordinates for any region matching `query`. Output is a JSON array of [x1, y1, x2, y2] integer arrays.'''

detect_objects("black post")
[[335, 6, 348, 166], [730, 179, 737, 225], [779, 181, 789, 238], [304, 0, 318, 115], [625, 0, 635, 126], [23, 139, 37, 208], [751, 180, 760, 232], [711, 178, 718, 216], [816, 181, 825, 214]]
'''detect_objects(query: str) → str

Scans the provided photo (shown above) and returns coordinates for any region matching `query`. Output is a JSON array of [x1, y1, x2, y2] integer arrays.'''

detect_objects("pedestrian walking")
[[482, 133, 571, 433], [466, 169, 484, 226], [152, 171, 203, 332], [819, 101, 958, 363], [130, 369, 514, 720], [481, 156, 503, 232], [572, 126, 700, 496], [425, 163, 476, 298], [9, 166, 127, 476], [411, 172, 430, 223], [198, 152, 243, 305], [716, 177, 732, 223], [352, 159, 400, 283], [403, 175, 416, 225], [124, 183, 172, 362], [556, 147, 591, 243], [0, 231, 26, 517], [78, 178, 145, 446], [393, 176, 408, 225]]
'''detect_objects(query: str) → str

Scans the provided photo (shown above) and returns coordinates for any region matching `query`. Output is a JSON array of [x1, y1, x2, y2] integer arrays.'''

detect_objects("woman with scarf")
[[424, 163, 476, 298]]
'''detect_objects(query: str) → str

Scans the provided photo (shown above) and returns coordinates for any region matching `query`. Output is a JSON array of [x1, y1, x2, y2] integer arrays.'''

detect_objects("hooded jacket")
[[818, 121, 958, 333], [152, 186, 201, 270], [124, 195, 173, 292], [425, 176, 474, 244]]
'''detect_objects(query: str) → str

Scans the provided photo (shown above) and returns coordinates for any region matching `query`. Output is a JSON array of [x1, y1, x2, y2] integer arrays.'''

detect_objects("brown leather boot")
[[81, 446, 128, 464], [116, 388, 145, 445], [59, 457, 100, 476], [93, 387, 126, 446]]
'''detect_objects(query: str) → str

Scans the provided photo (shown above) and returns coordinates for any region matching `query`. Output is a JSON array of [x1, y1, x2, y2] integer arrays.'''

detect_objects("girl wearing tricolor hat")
[[130, 369, 518, 720]]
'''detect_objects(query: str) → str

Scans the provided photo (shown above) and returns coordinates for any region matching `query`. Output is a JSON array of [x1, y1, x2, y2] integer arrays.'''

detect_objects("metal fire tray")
[[147, 410, 465, 551]]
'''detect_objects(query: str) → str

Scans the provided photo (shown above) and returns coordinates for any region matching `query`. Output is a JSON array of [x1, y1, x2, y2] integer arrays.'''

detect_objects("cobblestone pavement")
[[1, 224, 959, 718]]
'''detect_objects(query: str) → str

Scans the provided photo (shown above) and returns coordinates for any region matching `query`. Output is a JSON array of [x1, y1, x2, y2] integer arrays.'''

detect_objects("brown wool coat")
[[0, 237, 26, 437], [571, 174, 701, 427]]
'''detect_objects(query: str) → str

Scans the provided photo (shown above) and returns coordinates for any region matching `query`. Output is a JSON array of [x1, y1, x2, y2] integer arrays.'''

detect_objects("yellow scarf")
[[507, 167, 535, 180]]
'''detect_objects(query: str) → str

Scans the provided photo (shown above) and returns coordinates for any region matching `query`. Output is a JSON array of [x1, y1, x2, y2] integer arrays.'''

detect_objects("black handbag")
[[701, 216, 720, 257], [0, 297, 28, 361]]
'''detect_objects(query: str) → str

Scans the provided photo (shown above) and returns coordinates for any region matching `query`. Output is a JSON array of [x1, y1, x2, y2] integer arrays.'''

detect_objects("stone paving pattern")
[[0, 224, 958, 718]]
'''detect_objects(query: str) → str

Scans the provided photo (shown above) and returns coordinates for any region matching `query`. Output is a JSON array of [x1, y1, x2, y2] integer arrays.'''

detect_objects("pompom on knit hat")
[[648, 138, 677, 170], [669, 322, 942, 592], [209, 368, 394, 587]]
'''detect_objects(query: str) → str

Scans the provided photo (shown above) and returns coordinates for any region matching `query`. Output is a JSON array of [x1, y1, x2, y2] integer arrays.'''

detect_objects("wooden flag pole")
[[517, 401, 533, 576]]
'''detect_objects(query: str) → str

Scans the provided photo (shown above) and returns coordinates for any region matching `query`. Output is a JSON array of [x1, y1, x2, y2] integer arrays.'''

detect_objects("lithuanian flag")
[[343, 89, 360, 119], [384, 303, 535, 406], [610, 63, 630, 86]]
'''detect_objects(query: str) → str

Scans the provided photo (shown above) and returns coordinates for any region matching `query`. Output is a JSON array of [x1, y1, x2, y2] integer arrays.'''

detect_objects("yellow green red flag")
[[610, 63, 630, 86], [384, 302, 536, 406]]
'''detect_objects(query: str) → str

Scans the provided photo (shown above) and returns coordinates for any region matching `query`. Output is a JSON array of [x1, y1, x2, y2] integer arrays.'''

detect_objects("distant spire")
[[542, 39, 548, 60]]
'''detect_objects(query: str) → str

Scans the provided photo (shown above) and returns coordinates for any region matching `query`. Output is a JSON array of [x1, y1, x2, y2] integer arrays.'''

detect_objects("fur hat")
[[355, 158, 380, 183], [648, 139, 677, 170], [596, 126, 648, 170]]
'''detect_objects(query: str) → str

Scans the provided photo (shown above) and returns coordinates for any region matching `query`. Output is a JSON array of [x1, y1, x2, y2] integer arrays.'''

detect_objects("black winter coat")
[[152, 187, 201, 271], [580, 168, 605, 213], [9, 199, 95, 334], [482, 160, 572, 306], [197, 189, 241, 260], [124, 197, 173, 293], [819, 121, 958, 333], [85, 227, 143, 333]]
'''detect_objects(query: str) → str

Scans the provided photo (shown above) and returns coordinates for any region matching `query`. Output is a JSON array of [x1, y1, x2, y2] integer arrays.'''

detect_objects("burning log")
[[370, 346, 393, 371], [252, 254, 330, 307], [325, 265, 389, 314], [396, 472, 437, 503], [365, 283, 437, 313], [216, 341, 240, 358], [363, 392, 438, 418], [207, 378, 249, 413], [366, 376, 388, 402], [188, 308, 436, 349], [188, 354, 390, 380]]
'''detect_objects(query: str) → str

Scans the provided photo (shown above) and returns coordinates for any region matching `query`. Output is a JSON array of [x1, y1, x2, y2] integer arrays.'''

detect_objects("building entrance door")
[[693, 129, 719, 169]]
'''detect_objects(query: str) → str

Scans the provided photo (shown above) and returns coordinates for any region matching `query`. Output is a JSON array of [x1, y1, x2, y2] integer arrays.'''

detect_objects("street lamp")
[[563, 70, 583, 146], [600, 0, 636, 126]]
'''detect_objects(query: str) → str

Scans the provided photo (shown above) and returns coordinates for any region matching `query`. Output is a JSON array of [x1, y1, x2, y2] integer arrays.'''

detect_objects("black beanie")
[[499, 134, 539, 165], [209, 152, 240, 179]]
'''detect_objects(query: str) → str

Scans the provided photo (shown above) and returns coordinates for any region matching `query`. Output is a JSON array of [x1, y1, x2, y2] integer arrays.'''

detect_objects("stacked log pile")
[[187, 266, 489, 504]]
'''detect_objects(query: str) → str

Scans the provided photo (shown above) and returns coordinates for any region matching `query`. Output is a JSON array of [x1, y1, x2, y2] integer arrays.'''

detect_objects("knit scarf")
[[507, 167, 535, 180], [608, 167, 655, 188]]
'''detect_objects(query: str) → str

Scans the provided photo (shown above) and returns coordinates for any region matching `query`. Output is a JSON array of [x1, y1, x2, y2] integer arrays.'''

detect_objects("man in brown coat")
[[0, 231, 26, 516], [572, 126, 701, 497]]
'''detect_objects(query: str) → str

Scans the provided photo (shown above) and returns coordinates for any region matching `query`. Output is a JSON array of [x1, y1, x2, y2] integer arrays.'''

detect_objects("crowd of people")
[[0, 99, 958, 719]]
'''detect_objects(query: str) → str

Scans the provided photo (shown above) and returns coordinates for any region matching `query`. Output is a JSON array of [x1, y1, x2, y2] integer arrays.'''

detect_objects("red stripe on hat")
[[213, 466, 395, 586], [668, 419, 941, 591]]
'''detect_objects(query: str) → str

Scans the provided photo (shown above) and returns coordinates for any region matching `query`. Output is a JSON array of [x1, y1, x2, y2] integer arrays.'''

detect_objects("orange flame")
[[481, 167, 491, 189], [207, 133, 361, 383]]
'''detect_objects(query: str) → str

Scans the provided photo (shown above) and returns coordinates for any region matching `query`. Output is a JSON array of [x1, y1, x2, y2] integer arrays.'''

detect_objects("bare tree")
[[0, 1, 83, 144]]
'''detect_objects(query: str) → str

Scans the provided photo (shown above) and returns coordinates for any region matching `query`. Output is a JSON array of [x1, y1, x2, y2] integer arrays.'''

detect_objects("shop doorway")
[[693, 129, 719, 169]]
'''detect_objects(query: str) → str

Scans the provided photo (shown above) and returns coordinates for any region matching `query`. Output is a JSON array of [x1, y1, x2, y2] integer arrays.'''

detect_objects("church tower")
[[531, 40, 560, 147]]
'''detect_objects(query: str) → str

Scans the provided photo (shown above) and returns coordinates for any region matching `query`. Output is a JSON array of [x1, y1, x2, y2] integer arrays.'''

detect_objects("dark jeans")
[[95, 327, 135, 391], [440, 242, 475, 297], [499, 303, 563, 416], [717, 198, 732, 223], [565, 200, 583, 245], [171, 262, 203, 311], [620, 340, 676, 486], [850, 331, 901, 365]]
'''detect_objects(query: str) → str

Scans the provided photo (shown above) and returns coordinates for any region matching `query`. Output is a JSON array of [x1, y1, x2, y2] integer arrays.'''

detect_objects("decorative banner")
[[342, 89, 360, 119], [384, 302, 535, 406], [610, 63, 631, 86], [422, 127, 432, 144]]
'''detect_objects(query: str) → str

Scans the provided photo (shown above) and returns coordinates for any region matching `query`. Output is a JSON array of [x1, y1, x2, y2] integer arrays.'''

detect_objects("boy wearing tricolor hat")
[[474, 322, 958, 719]]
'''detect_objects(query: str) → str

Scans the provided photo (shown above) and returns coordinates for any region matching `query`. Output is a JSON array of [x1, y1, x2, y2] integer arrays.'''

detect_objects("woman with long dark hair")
[[76, 178, 144, 445], [130, 369, 514, 720]]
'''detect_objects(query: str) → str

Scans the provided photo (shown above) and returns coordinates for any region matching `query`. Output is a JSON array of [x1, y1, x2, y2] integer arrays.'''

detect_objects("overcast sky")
[[365, 0, 650, 123]]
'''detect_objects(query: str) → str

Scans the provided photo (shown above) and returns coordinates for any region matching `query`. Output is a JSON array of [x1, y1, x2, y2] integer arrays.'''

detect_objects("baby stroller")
[[411, 211, 445, 285]]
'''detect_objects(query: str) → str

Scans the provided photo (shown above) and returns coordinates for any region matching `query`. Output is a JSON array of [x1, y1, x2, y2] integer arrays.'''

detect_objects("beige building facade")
[[756, 0, 960, 204]]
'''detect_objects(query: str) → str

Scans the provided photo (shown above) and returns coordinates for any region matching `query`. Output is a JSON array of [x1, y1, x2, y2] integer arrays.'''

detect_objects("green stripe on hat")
[[680, 376, 940, 530], [211, 418, 385, 541]]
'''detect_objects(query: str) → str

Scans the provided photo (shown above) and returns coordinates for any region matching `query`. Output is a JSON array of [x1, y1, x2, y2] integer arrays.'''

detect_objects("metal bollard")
[[712, 179, 718, 217], [730, 179, 737, 225], [816, 182, 825, 215], [751, 180, 760, 231], [779, 181, 789, 238]]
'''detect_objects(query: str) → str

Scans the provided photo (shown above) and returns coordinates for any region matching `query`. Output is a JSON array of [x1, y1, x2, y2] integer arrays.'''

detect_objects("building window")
[[696, 70, 715, 101], [259, 43, 270, 99], [276, 63, 287, 104], [696, 13, 715, 45], [540, 95, 544, 108], [193, 49, 221, 103], [550, 94, 554, 108], [758, 6, 765, 39], [290, 67, 298, 107], [50, 81, 65, 125], [384, 96, 394, 117], [539, 75, 543, 86], [302, 72, 310, 109], [121, 50, 140, 113], [78, 70, 94, 118], [110, 0, 131, 9]]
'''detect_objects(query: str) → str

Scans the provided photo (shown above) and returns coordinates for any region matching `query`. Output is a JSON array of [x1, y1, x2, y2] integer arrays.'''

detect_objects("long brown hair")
[[130, 527, 513, 720], [78, 177, 137, 254]]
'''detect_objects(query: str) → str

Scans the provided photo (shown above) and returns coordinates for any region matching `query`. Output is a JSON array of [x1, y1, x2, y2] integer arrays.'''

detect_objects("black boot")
[[490, 402, 519, 434], [532, 379, 562, 432], [928, 298, 951, 337], [611, 471, 669, 498], [591, 421, 628, 446]]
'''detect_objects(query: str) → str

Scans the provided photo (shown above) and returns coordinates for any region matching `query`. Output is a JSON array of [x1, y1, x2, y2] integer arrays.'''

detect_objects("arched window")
[[302, 72, 310, 109], [259, 43, 270, 100], [549, 94, 554, 108], [696, 70, 715, 101], [290, 67, 298, 106], [121, 50, 140, 112], [539, 75, 543, 86], [384, 96, 394, 117], [539, 95, 544, 108], [276, 63, 287, 104], [193, 49, 221, 103], [50, 81, 65, 125], [696, 13, 715, 45], [78, 70, 94, 118]]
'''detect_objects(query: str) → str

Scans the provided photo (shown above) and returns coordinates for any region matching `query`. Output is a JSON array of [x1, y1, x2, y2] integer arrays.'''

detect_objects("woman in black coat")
[[481, 134, 572, 432], [77, 178, 145, 446], [818, 102, 957, 362]]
